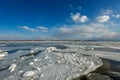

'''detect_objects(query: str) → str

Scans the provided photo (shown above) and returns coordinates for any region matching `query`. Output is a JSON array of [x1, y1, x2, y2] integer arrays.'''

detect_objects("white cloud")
[[54, 23, 119, 40], [80, 16, 88, 23], [37, 26, 48, 32], [97, 15, 110, 23], [71, 13, 88, 23], [18, 26, 48, 32], [18, 26, 39, 32]]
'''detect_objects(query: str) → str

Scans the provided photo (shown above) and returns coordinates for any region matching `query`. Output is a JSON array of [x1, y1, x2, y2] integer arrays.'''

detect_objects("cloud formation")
[[53, 23, 119, 40], [17, 8, 120, 40], [18, 26, 39, 32], [97, 15, 110, 23], [18, 26, 48, 32], [71, 13, 88, 23]]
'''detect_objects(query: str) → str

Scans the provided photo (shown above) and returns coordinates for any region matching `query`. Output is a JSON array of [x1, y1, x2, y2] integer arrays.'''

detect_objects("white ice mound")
[[23, 71, 35, 77], [0, 50, 8, 59], [1, 47, 102, 80], [8, 63, 17, 72], [45, 47, 57, 52], [25, 48, 102, 80]]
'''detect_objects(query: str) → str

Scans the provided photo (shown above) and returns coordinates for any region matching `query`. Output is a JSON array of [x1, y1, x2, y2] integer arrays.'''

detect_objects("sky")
[[0, 0, 120, 40]]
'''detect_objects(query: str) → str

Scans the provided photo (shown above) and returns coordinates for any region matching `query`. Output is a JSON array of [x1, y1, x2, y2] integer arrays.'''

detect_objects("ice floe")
[[23, 71, 35, 77], [8, 63, 17, 72], [1, 41, 120, 80], [45, 47, 57, 52], [0, 50, 8, 59]]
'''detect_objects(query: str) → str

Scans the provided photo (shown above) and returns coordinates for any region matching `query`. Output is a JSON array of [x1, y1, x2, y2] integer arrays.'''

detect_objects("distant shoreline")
[[0, 39, 97, 41], [0, 40, 119, 42]]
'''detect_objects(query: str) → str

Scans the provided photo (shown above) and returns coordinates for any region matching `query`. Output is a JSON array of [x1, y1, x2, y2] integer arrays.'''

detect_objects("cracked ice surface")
[[63, 42, 120, 61], [0, 46, 102, 80]]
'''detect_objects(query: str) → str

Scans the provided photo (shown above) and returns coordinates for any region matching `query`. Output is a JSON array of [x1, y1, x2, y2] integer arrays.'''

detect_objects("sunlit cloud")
[[71, 13, 88, 23], [97, 15, 110, 23], [53, 23, 119, 40]]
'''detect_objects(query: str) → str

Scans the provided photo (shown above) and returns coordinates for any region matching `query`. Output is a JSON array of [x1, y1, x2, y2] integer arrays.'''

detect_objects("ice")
[[63, 42, 120, 61], [23, 71, 35, 77], [76, 49, 120, 61], [29, 62, 34, 65], [45, 47, 57, 52], [0, 46, 102, 80], [2, 41, 120, 80], [0, 50, 8, 59], [8, 63, 17, 72]]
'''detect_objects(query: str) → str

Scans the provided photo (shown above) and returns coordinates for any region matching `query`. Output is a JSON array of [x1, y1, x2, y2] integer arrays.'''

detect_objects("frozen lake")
[[0, 41, 120, 80]]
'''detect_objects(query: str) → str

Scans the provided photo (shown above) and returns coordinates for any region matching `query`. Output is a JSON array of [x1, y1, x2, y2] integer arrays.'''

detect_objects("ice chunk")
[[0, 50, 8, 59], [30, 50, 34, 54], [34, 59, 38, 62], [46, 47, 57, 52], [28, 50, 102, 80], [29, 62, 34, 66], [23, 71, 35, 77], [8, 63, 17, 72]]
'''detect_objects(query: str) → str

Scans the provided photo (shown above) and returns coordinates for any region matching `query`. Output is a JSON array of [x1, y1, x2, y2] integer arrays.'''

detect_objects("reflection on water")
[[93, 58, 120, 80]]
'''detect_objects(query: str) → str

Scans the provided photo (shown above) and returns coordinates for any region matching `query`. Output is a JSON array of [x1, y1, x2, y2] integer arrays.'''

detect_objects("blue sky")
[[0, 0, 120, 40]]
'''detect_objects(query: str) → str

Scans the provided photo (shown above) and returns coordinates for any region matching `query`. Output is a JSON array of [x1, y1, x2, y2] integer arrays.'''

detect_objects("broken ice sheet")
[[0, 47, 103, 80]]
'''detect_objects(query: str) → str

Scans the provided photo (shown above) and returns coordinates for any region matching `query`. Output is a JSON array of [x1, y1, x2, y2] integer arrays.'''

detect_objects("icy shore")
[[1, 41, 120, 80], [0, 46, 102, 80]]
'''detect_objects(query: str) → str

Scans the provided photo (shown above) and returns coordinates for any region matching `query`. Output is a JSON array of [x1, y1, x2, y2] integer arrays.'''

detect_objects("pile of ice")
[[0, 47, 102, 80]]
